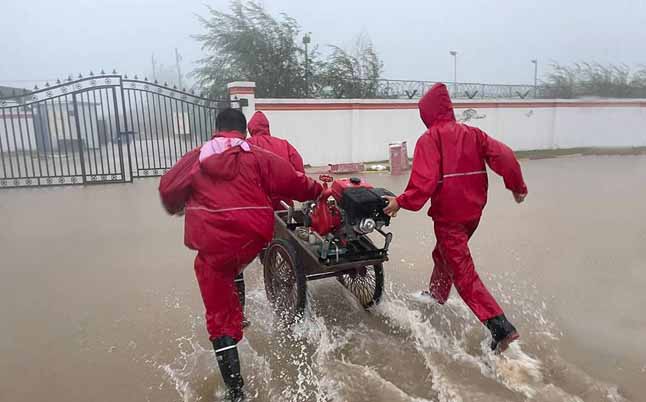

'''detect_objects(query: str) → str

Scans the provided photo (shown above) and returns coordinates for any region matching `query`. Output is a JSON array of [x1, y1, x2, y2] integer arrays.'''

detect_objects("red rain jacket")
[[246, 111, 305, 210], [159, 131, 322, 254], [396, 83, 527, 223]]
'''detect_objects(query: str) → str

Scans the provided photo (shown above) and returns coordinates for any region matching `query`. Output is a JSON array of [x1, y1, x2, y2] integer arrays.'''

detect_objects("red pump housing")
[[330, 177, 373, 201], [309, 176, 373, 236]]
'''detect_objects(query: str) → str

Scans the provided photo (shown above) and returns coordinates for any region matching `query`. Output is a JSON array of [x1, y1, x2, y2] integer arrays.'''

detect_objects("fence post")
[[227, 82, 256, 120]]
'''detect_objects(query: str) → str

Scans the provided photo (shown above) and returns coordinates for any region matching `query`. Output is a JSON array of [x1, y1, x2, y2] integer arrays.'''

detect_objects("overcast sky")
[[1, 0, 645, 89]]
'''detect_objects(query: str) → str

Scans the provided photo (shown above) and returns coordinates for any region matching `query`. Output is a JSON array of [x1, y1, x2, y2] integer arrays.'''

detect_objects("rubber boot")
[[212, 336, 244, 401], [484, 314, 520, 353]]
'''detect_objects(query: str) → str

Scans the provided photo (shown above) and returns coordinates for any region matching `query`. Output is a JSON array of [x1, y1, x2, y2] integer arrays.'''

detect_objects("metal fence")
[[310, 78, 543, 100], [0, 72, 235, 189]]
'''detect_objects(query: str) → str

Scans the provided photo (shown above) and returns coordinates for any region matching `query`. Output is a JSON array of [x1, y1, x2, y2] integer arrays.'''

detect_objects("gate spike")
[[100, 69, 105, 75]]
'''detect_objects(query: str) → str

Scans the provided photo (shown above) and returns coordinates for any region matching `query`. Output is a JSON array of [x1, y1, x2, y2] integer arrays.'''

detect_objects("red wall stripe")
[[229, 87, 256, 95]]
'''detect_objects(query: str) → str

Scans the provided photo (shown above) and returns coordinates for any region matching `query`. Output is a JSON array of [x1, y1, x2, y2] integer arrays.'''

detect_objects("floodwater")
[[1, 155, 645, 402]]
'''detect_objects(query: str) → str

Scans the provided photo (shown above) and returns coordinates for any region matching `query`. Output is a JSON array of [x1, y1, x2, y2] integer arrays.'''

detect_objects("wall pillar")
[[227, 81, 256, 120]]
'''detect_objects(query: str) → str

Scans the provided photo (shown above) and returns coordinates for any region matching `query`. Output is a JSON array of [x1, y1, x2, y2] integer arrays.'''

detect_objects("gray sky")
[[1, 0, 645, 89]]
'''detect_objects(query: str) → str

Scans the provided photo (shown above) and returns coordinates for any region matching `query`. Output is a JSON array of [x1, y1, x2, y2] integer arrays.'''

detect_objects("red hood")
[[418, 83, 455, 128], [201, 131, 247, 181], [200, 147, 242, 181], [248, 111, 271, 137]]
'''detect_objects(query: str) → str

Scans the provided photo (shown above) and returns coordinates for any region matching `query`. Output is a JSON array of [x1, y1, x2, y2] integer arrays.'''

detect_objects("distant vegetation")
[[192, 1, 646, 100], [193, 0, 383, 98], [542, 63, 646, 98]]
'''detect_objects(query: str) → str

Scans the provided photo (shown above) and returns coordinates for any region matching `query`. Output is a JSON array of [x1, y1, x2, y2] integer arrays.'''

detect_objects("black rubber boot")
[[484, 314, 519, 353], [212, 336, 244, 401]]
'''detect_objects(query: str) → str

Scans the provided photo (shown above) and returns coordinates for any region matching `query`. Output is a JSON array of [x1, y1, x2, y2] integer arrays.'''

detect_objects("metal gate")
[[0, 72, 234, 188], [121, 76, 232, 178]]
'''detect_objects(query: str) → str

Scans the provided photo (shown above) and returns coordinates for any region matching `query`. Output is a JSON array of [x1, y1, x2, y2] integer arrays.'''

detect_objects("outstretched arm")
[[158, 147, 200, 214], [263, 152, 322, 202], [477, 129, 528, 199], [393, 134, 441, 212]]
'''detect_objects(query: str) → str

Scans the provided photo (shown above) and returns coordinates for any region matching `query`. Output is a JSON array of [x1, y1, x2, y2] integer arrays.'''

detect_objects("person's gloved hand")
[[383, 196, 400, 217], [513, 192, 527, 204]]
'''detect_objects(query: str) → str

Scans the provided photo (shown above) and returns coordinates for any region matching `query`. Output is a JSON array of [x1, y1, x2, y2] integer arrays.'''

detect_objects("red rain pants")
[[194, 241, 264, 342], [429, 220, 503, 322]]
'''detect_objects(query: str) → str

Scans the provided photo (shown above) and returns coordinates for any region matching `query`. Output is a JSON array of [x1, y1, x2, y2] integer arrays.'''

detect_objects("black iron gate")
[[121, 76, 232, 178], [0, 73, 234, 188]]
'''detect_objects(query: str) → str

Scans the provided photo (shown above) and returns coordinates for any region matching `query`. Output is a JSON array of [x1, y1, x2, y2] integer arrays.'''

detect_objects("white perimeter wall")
[[253, 99, 646, 165]]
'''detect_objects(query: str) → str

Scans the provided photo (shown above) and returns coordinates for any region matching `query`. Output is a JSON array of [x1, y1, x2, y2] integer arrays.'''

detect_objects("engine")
[[298, 175, 394, 262]]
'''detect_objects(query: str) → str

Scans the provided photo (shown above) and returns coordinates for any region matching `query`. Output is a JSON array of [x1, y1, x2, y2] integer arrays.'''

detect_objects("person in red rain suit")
[[240, 111, 306, 319], [246, 111, 305, 210], [383, 83, 528, 353], [159, 108, 322, 400]]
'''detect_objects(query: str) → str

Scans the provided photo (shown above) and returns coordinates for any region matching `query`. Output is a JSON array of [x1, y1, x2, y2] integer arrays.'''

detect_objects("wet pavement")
[[1, 155, 645, 402]]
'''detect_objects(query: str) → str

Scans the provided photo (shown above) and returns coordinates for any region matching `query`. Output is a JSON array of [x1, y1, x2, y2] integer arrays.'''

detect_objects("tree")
[[542, 62, 646, 98], [317, 34, 384, 98], [192, 1, 384, 98], [193, 1, 312, 98]]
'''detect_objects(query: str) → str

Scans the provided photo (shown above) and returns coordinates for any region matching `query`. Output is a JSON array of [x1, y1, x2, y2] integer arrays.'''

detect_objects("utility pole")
[[303, 33, 311, 97], [531, 59, 538, 98], [151, 53, 157, 81], [449, 50, 458, 95], [175, 48, 183, 89]]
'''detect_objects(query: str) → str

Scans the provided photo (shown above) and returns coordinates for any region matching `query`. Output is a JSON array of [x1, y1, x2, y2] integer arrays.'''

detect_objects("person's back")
[[246, 111, 305, 210], [396, 83, 527, 221], [161, 133, 318, 255]]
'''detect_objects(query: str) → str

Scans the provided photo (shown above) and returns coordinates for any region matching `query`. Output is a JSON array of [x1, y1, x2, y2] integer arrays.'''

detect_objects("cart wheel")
[[337, 263, 384, 308], [263, 239, 307, 324]]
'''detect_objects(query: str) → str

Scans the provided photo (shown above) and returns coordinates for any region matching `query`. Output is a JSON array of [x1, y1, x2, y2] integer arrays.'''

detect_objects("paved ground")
[[0, 155, 644, 402]]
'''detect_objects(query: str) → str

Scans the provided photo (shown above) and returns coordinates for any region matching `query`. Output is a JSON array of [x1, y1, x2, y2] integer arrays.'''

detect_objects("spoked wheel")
[[263, 239, 307, 324], [337, 263, 384, 308]]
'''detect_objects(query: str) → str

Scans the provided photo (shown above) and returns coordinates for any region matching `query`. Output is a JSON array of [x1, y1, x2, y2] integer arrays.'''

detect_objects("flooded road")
[[1, 155, 645, 401]]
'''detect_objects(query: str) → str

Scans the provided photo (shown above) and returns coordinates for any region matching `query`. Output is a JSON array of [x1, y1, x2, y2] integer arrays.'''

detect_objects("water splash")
[[156, 272, 630, 402]]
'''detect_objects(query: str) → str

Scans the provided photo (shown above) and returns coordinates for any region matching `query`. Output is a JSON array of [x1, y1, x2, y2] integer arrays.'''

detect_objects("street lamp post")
[[303, 33, 311, 97], [449, 51, 458, 95], [531, 59, 538, 98]]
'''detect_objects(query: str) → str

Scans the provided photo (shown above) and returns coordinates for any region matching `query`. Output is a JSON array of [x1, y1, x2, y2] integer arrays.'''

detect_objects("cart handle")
[[280, 200, 295, 224]]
